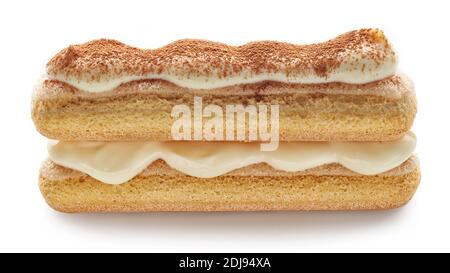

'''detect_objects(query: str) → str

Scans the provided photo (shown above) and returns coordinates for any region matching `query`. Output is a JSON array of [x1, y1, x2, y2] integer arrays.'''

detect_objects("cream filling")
[[48, 132, 415, 184], [49, 44, 398, 92]]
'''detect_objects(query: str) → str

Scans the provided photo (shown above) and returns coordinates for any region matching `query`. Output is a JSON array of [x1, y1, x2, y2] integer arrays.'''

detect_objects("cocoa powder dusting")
[[47, 29, 392, 81]]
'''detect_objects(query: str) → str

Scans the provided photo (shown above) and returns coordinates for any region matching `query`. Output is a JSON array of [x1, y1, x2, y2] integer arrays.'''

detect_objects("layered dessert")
[[32, 29, 420, 212]]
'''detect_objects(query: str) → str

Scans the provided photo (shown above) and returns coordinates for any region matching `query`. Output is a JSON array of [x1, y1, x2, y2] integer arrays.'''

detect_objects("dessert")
[[32, 29, 420, 212]]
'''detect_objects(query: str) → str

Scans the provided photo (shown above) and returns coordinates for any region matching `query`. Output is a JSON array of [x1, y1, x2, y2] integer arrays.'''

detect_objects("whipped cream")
[[51, 64, 397, 93], [48, 132, 415, 184]]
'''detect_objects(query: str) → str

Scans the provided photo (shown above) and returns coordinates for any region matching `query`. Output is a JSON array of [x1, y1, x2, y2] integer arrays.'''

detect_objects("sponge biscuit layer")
[[39, 157, 420, 212]]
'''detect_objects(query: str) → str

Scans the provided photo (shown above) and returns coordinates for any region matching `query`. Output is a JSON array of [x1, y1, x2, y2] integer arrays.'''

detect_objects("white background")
[[0, 0, 448, 252]]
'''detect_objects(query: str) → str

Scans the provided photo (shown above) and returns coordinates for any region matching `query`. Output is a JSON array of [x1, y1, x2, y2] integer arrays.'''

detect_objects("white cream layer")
[[48, 132, 415, 184], [49, 44, 397, 92]]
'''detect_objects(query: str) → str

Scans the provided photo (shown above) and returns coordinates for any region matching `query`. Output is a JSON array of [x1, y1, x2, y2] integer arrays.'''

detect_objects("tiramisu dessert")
[[32, 28, 419, 212]]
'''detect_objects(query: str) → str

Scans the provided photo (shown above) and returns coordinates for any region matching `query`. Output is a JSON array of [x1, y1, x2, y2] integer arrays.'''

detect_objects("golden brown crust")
[[47, 29, 393, 81], [32, 75, 416, 142], [39, 158, 420, 212]]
